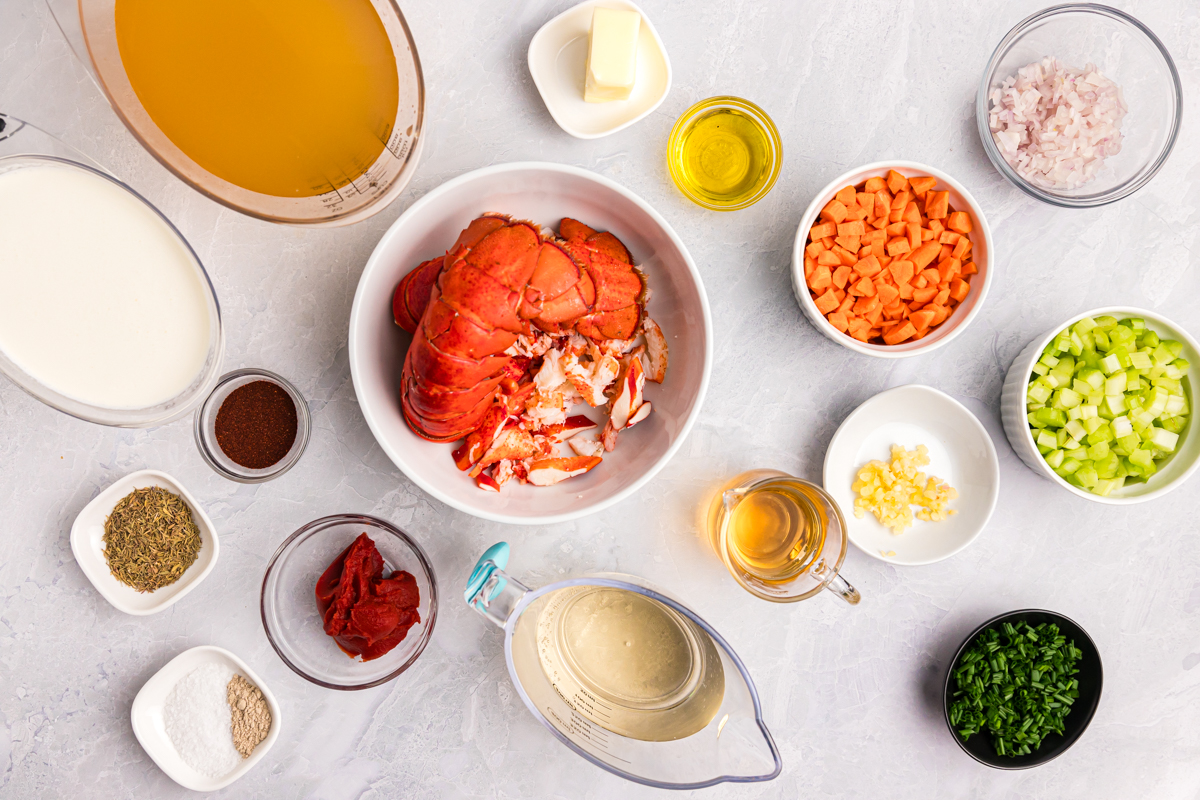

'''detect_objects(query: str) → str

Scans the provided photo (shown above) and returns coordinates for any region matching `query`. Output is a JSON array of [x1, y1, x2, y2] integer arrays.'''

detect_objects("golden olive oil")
[[534, 585, 725, 741], [675, 108, 772, 205], [114, 0, 399, 198], [726, 479, 826, 583]]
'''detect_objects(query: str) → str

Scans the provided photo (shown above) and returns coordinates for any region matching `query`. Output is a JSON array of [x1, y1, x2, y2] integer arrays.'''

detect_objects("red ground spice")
[[214, 380, 298, 469]]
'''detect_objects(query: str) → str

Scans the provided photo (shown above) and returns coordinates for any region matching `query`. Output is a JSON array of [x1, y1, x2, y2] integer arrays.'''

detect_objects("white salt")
[[163, 662, 242, 777]]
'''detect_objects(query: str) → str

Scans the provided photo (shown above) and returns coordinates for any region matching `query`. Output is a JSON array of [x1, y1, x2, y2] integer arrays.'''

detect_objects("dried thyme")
[[102, 486, 202, 592]]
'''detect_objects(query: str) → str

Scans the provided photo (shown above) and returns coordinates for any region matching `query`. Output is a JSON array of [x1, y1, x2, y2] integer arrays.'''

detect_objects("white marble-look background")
[[2, 0, 1199, 797]]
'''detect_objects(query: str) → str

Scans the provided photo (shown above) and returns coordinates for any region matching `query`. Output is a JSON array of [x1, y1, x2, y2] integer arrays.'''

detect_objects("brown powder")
[[226, 674, 271, 758], [214, 380, 298, 469]]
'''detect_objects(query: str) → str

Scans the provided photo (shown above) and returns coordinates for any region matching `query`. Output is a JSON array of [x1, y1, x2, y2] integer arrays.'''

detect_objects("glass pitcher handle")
[[823, 572, 861, 605]]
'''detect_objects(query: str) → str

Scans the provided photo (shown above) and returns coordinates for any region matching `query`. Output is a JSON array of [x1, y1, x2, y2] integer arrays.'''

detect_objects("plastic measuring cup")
[[464, 543, 781, 790], [44, 0, 424, 226]]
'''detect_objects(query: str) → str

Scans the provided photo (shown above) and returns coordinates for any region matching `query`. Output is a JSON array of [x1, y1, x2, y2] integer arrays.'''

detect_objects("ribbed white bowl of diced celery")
[[1001, 307, 1198, 504]]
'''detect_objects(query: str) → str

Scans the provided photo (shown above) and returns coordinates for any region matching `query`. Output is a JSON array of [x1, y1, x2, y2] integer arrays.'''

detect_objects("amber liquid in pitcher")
[[114, 0, 399, 198], [725, 479, 826, 583]]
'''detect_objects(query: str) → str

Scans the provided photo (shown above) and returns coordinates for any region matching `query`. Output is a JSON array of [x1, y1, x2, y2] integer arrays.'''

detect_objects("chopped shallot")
[[988, 57, 1127, 191]]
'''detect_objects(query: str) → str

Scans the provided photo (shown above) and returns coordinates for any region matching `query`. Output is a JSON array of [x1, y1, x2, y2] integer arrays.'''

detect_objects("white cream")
[[0, 163, 212, 409]]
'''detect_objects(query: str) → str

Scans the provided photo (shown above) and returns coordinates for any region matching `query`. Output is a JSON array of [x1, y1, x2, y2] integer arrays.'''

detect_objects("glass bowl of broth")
[[67, 0, 424, 226]]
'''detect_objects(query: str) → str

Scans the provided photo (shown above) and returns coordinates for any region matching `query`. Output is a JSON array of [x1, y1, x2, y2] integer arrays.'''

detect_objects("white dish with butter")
[[528, 0, 671, 139]]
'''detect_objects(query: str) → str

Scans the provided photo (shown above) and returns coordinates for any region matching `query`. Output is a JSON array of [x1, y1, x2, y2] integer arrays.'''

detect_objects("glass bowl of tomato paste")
[[261, 514, 437, 689]]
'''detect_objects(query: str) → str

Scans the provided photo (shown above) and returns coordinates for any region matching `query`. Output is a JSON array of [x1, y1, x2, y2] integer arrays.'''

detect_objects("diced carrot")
[[929, 303, 950, 325], [907, 223, 921, 250], [821, 199, 848, 223], [883, 321, 917, 345], [908, 300, 926, 313], [913, 275, 927, 289], [886, 238, 911, 257], [858, 245, 874, 259], [947, 211, 973, 234], [853, 276, 876, 297], [921, 267, 940, 285], [855, 255, 882, 278], [928, 218, 945, 235], [882, 302, 905, 320], [853, 294, 880, 315], [814, 288, 839, 314], [804, 255, 816, 279], [808, 265, 832, 291], [833, 287, 846, 302], [886, 221, 907, 236], [902, 201, 921, 225], [886, 170, 909, 194], [870, 216, 890, 231], [952, 237, 970, 259], [865, 304, 884, 327], [909, 176, 937, 196], [827, 310, 849, 332], [934, 286, 951, 306], [888, 259, 914, 285], [832, 265, 852, 289], [960, 261, 978, 276], [898, 280, 915, 300], [874, 190, 892, 214], [835, 186, 857, 206], [949, 277, 970, 302], [938, 231, 961, 245], [921, 228, 936, 241], [888, 206, 903, 224], [844, 204, 868, 222], [832, 245, 858, 266], [810, 222, 836, 239], [925, 190, 950, 220], [938, 244, 954, 262], [856, 193, 875, 215], [837, 220, 866, 237], [864, 176, 887, 193], [909, 241, 941, 270], [861, 229, 887, 247], [817, 250, 841, 267], [890, 191, 911, 211], [910, 309, 936, 332], [805, 241, 826, 259], [912, 285, 938, 304], [822, 236, 835, 248], [837, 293, 855, 313], [938, 257, 961, 283], [876, 282, 900, 306], [835, 235, 861, 252]]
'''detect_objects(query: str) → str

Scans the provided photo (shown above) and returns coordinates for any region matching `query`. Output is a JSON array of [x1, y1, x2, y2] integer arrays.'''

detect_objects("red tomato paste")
[[315, 532, 421, 661]]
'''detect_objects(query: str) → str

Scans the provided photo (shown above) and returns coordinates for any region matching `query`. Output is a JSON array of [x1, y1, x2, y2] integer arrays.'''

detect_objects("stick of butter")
[[584, 7, 640, 103]]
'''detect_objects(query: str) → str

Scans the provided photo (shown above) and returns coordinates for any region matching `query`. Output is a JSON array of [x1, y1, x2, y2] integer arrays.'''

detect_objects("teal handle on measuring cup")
[[464, 542, 510, 610]]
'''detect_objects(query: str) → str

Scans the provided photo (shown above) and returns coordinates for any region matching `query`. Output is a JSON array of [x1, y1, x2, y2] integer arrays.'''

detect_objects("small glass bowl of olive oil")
[[667, 96, 782, 211]]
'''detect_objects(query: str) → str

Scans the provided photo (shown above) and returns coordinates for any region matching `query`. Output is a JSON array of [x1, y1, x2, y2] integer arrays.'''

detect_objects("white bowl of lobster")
[[349, 162, 712, 524]]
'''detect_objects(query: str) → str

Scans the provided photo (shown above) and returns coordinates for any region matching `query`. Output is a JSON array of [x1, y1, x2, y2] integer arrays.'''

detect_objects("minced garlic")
[[851, 444, 958, 535]]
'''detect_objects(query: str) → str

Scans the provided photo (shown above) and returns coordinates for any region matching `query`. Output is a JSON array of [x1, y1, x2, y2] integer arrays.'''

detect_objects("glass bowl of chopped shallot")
[[978, 4, 1181, 208]]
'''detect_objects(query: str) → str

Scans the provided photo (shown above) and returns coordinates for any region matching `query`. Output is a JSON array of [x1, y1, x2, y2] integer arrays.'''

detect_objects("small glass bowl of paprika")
[[260, 514, 438, 690], [193, 368, 312, 483]]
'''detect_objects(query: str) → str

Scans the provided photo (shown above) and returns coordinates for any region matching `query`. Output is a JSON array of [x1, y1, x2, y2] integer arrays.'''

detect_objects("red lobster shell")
[[392, 215, 645, 442]]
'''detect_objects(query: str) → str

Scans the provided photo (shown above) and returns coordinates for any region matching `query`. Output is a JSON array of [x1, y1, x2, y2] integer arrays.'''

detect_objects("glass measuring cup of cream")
[[706, 470, 860, 604]]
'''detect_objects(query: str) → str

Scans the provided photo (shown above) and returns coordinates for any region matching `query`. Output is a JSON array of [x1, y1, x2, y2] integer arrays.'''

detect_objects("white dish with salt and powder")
[[131, 646, 280, 792]]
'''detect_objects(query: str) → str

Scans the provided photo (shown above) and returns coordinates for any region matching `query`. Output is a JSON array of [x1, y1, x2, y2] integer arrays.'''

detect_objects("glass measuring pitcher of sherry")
[[707, 470, 860, 605]]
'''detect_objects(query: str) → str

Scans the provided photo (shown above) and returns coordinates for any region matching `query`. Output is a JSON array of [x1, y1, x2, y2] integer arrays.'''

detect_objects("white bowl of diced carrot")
[[791, 162, 993, 358]]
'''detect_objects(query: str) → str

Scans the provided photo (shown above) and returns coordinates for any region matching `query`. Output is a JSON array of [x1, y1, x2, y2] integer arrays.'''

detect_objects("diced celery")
[[1055, 428, 1069, 447], [1032, 362, 1049, 376], [1096, 453, 1120, 478], [1127, 318, 1146, 333], [1104, 394, 1127, 415], [1079, 404, 1098, 420], [1162, 416, 1187, 434], [1037, 431, 1057, 451], [1162, 339, 1183, 358], [1094, 315, 1119, 330], [1074, 317, 1097, 334], [1075, 465, 1098, 488], [1129, 448, 1153, 468], [1087, 440, 1110, 461], [1059, 457, 1081, 475], [1027, 381, 1052, 404], [1087, 423, 1114, 445], [1039, 352, 1060, 368], [1100, 353, 1122, 374], [1035, 408, 1067, 427], [1067, 406, 1083, 421], [1065, 419, 1087, 440], [1141, 330, 1160, 349], [1112, 416, 1133, 438], [1066, 447, 1089, 460], [1058, 388, 1082, 409], [1105, 372, 1127, 396], [1083, 417, 1105, 435], [1171, 357, 1189, 376], [1130, 351, 1154, 370], [1046, 449, 1065, 469], [1149, 427, 1179, 453]]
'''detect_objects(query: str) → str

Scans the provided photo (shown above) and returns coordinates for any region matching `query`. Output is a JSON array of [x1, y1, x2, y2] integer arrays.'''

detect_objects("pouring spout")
[[722, 488, 748, 511]]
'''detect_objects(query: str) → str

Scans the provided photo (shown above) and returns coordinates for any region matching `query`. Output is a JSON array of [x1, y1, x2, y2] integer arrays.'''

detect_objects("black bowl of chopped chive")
[[942, 609, 1102, 769]]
